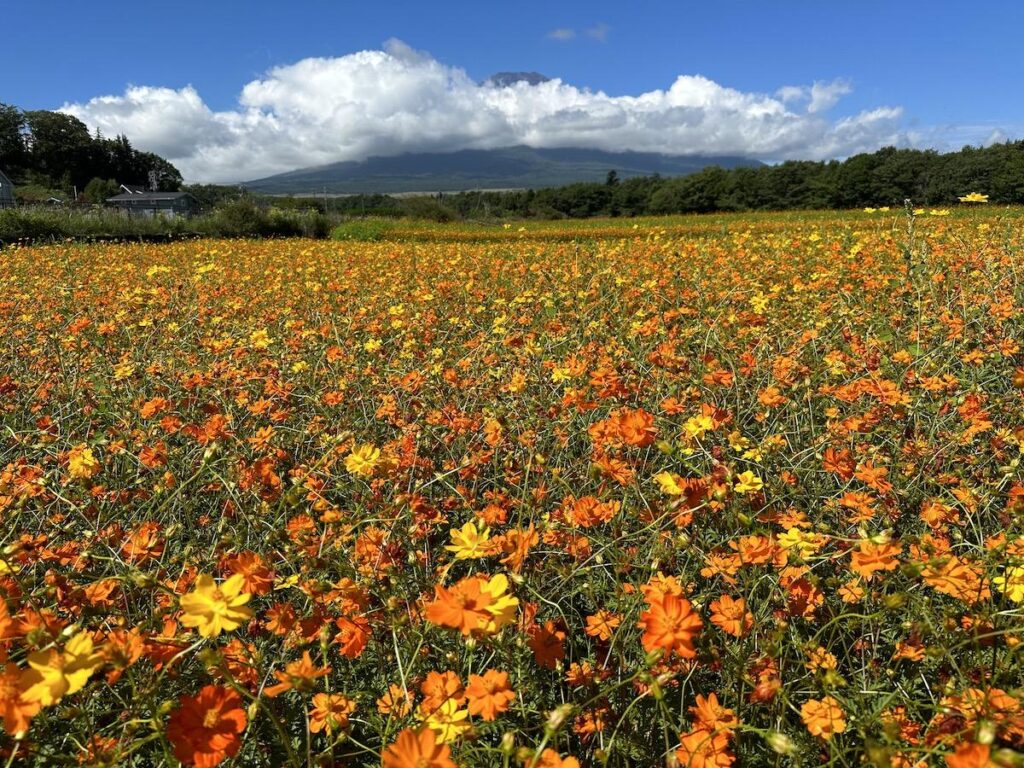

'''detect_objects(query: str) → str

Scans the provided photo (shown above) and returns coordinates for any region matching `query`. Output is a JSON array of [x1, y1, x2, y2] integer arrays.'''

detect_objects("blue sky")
[[5, 1, 1022, 181]]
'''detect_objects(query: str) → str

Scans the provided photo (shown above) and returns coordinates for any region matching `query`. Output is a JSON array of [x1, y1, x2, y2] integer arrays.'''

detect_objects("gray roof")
[[0, 168, 14, 200], [106, 191, 196, 202]]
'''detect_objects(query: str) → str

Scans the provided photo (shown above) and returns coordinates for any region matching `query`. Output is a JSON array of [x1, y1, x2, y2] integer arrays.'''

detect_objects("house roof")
[[0, 168, 14, 198], [106, 191, 196, 203]]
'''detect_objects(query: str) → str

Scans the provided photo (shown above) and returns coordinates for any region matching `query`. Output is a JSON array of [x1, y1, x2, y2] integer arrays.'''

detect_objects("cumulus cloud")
[[62, 41, 908, 182]]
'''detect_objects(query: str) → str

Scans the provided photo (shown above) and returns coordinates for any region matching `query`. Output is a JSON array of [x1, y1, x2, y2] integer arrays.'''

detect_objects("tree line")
[[0, 103, 182, 202]]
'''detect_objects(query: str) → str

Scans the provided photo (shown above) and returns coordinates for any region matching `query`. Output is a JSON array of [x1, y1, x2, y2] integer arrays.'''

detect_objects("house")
[[106, 190, 199, 218], [0, 168, 15, 209]]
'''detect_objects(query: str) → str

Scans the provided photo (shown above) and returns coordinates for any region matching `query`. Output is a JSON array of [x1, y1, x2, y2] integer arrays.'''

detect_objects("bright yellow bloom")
[[958, 192, 989, 203], [993, 566, 1024, 603], [67, 445, 99, 481], [778, 528, 819, 558], [654, 471, 685, 496], [728, 431, 751, 451], [733, 471, 764, 494], [684, 415, 715, 439], [479, 574, 519, 634], [20, 633, 103, 707], [250, 328, 273, 349], [445, 521, 491, 560], [424, 698, 470, 743], [345, 444, 381, 477], [179, 574, 254, 638]]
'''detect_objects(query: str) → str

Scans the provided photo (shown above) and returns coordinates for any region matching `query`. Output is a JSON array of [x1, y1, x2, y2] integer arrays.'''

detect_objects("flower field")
[[2, 210, 1024, 766]]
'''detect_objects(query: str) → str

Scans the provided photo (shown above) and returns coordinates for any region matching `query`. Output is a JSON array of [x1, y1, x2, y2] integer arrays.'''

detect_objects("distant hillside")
[[242, 146, 763, 195]]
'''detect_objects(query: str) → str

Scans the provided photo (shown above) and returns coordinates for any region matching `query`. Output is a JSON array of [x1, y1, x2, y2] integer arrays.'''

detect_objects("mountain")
[[242, 146, 763, 195]]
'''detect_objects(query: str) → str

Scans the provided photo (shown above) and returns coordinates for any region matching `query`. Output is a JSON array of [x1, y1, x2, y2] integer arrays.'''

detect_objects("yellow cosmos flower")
[[345, 444, 381, 477], [20, 633, 103, 707], [480, 574, 519, 634], [684, 415, 715, 439], [67, 445, 99, 481], [179, 574, 254, 638], [778, 528, 819, 558], [250, 328, 273, 349], [445, 522, 491, 560], [424, 698, 470, 743], [993, 566, 1024, 603], [958, 192, 989, 203], [654, 471, 685, 496], [733, 471, 764, 494]]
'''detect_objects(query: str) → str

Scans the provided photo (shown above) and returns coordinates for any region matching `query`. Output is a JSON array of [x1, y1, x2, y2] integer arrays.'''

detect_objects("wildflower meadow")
[[2, 209, 1024, 766]]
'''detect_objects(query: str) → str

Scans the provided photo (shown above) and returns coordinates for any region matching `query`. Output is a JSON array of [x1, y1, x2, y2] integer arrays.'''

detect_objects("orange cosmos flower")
[[945, 742, 997, 768], [424, 578, 493, 635], [308, 693, 356, 734], [584, 609, 622, 641], [527, 620, 567, 669], [801, 696, 847, 740], [465, 669, 514, 721], [120, 521, 164, 563], [166, 685, 247, 768], [424, 574, 518, 636], [219, 551, 275, 596], [676, 728, 735, 768], [419, 670, 465, 715], [849, 539, 901, 581], [532, 749, 582, 768], [0, 657, 39, 735], [616, 408, 657, 447], [333, 616, 372, 659], [263, 650, 330, 697], [690, 693, 738, 733], [377, 683, 413, 717], [639, 593, 703, 659], [381, 727, 456, 768], [709, 595, 753, 637]]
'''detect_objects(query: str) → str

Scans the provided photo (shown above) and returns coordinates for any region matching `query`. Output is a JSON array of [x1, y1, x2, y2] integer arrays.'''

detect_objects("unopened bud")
[[500, 732, 515, 756], [766, 731, 798, 755], [545, 704, 573, 734], [977, 719, 997, 746]]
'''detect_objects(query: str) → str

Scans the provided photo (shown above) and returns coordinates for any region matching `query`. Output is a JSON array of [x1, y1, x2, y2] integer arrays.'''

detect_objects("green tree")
[[82, 177, 120, 203], [0, 103, 29, 177], [23, 110, 96, 188]]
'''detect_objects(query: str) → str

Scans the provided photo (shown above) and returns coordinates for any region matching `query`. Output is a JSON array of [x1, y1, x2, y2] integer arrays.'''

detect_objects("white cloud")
[[775, 79, 852, 113], [62, 41, 910, 182], [547, 28, 576, 41], [585, 23, 610, 42]]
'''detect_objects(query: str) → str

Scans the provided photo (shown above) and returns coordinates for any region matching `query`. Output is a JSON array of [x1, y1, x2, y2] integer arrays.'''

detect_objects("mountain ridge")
[[242, 145, 763, 195]]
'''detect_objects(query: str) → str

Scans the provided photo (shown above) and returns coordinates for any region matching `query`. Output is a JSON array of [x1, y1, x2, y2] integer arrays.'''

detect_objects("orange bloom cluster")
[[2, 210, 1024, 764]]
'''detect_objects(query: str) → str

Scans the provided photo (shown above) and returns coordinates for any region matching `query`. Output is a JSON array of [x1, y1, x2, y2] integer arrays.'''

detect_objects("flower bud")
[[977, 719, 996, 746], [545, 704, 573, 734], [765, 731, 798, 755]]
